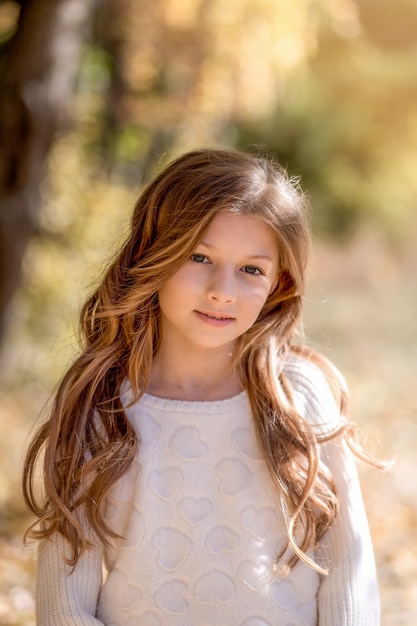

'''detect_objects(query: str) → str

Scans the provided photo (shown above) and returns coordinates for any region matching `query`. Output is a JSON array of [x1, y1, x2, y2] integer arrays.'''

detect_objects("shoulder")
[[282, 351, 347, 437]]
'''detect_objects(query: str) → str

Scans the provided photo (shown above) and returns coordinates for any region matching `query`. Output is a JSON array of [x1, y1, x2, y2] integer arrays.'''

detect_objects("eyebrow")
[[199, 241, 274, 262]]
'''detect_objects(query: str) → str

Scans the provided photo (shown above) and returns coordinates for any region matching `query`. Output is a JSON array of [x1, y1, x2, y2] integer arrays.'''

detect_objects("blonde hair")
[[23, 148, 360, 572]]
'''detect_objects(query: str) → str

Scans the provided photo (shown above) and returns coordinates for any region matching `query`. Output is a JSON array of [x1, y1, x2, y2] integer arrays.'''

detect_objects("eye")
[[242, 265, 264, 276], [191, 253, 209, 263]]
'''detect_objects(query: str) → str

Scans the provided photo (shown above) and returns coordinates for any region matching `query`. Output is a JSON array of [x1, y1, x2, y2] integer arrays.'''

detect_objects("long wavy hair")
[[23, 148, 362, 573]]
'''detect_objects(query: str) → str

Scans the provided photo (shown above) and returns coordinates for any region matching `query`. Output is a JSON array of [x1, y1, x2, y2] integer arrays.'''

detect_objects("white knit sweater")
[[36, 357, 380, 625]]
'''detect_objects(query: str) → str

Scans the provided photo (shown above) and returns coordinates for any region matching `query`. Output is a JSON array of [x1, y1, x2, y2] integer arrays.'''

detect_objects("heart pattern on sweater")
[[215, 458, 252, 496], [240, 505, 277, 541], [206, 526, 239, 555], [241, 618, 272, 626], [94, 387, 328, 624], [137, 611, 161, 626], [178, 497, 213, 525], [238, 560, 270, 592], [193, 569, 236, 604], [152, 527, 192, 572], [154, 580, 188, 615], [148, 467, 184, 500], [169, 426, 208, 460]]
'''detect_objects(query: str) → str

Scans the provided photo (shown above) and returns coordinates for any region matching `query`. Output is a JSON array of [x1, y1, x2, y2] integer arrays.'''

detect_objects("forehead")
[[200, 210, 278, 257]]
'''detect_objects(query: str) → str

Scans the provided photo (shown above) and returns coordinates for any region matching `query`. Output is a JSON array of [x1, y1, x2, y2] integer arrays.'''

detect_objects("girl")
[[23, 148, 380, 625]]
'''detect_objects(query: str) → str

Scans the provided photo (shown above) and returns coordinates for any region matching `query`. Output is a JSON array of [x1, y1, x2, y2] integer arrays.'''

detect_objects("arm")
[[316, 435, 380, 625], [36, 532, 104, 626], [285, 355, 380, 624]]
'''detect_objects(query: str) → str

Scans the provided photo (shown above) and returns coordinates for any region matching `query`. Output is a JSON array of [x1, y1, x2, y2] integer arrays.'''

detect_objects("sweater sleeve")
[[316, 435, 380, 625], [36, 532, 104, 625], [284, 356, 380, 625]]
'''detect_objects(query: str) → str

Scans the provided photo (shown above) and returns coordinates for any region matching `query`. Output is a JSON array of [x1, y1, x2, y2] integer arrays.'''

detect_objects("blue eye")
[[191, 253, 208, 263], [243, 265, 264, 275]]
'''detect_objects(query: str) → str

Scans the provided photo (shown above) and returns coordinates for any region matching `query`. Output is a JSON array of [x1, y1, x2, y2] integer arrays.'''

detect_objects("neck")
[[147, 344, 242, 401]]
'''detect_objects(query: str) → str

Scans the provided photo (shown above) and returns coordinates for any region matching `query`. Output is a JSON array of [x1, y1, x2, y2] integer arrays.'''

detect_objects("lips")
[[196, 311, 234, 320], [194, 310, 235, 326]]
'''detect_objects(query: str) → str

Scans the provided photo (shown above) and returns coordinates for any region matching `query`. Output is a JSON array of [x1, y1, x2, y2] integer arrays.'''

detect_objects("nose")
[[206, 266, 237, 303]]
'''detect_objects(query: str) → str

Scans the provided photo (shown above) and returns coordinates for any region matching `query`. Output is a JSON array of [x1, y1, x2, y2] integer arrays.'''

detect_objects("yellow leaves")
[[164, 0, 203, 28], [198, 0, 315, 120], [0, 0, 20, 44], [327, 0, 361, 39], [117, 0, 317, 147]]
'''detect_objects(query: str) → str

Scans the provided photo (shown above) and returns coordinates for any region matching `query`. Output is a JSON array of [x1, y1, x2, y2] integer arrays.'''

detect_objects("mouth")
[[195, 310, 235, 321], [202, 313, 233, 320]]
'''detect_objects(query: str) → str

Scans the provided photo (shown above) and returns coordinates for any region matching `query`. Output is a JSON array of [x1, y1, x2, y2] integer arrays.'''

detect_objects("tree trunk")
[[0, 0, 93, 341]]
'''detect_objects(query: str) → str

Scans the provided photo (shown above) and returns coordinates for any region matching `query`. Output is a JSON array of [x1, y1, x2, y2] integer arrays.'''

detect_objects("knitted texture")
[[36, 357, 380, 625]]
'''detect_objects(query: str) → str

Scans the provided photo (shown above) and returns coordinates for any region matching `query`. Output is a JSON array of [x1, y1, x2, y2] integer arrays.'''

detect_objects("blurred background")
[[0, 0, 416, 623]]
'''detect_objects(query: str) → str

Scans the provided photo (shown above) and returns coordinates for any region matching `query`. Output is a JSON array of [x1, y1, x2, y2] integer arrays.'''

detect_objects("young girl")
[[23, 148, 380, 625]]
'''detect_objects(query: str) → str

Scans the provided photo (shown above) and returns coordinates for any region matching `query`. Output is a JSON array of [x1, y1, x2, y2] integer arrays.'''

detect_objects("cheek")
[[244, 284, 273, 315], [158, 268, 196, 306], [157, 276, 178, 312]]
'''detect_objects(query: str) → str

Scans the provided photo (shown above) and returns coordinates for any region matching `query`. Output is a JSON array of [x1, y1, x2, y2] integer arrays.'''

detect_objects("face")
[[157, 210, 279, 356]]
